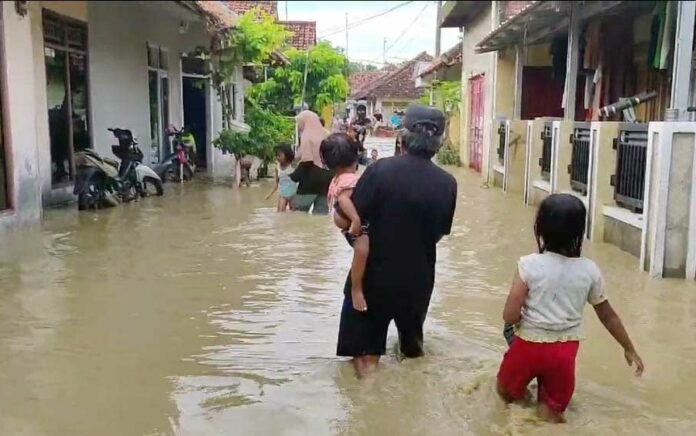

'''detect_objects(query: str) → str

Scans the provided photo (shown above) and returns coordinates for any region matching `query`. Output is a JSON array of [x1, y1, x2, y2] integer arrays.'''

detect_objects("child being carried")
[[320, 133, 369, 312]]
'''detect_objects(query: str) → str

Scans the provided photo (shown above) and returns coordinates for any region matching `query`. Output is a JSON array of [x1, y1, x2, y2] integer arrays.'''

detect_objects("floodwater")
[[1, 141, 696, 435]]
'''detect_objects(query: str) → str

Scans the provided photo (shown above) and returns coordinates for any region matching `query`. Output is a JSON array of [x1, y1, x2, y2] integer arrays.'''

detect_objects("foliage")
[[436, 145, 461, 166], [420, 80, 462, 115], [213, 101, 294, 162], [208, 8, 291, 129], [248, 41, 349, 114]]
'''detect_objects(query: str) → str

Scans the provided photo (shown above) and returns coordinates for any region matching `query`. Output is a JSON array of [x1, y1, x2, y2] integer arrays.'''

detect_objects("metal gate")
[[611, 124, 648, 212], [568, 123, 591, 195], [469, 75, 485, 172]]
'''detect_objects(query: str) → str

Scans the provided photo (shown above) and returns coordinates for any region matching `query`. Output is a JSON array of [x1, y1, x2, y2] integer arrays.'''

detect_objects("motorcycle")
[[109, 128, 164, 200], [73, 148, 122, 210], [158, 126, 196, 183]]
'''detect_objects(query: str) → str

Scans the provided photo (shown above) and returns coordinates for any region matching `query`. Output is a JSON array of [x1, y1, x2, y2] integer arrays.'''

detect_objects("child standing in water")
[[498, 193, 644, 423], [320, 133, 368, 312], [265, 145, 297, 212]]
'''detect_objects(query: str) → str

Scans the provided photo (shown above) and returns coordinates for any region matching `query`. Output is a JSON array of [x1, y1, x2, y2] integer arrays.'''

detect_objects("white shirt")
[[516, 252, 607, 342]]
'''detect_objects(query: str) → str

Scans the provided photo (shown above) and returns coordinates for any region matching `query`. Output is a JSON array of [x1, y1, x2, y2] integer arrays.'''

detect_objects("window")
[[43, 11, 90, 187], [147, 44, 170, 163]]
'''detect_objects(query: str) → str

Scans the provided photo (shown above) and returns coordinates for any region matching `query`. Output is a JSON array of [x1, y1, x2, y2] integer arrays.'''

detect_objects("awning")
[[475, 1, 654, 54], [440, 1, 488, 28]]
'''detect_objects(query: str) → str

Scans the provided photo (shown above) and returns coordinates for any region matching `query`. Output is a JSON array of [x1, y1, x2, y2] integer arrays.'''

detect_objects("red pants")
[[497, 337, 580, 414]]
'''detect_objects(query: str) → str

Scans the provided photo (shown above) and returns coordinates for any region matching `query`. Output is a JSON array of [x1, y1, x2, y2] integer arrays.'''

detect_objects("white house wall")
[[88, 1, 210, 162], [0, 2, 43, 231]]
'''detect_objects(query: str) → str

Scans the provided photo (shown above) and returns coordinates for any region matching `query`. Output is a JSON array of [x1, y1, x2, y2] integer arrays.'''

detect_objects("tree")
[[208, 8, 291, 128], [249, 41, 349, 114]]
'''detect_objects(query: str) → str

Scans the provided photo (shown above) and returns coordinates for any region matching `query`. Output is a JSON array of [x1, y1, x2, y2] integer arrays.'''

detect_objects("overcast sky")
[[283, 1, 460, 65]]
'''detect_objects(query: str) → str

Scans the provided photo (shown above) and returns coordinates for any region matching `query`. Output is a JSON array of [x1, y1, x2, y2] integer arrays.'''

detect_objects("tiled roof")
[[224, 1, 278, 18], [349, 71, 388, 93], [190, 1, 239, 31], [279, 20, 316, 50], [419, 42, 462, 77], [351, 52, 434, 100]]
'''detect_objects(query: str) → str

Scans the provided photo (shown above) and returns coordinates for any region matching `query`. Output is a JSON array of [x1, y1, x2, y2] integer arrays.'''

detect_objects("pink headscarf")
[[296, 110, 328, 168]]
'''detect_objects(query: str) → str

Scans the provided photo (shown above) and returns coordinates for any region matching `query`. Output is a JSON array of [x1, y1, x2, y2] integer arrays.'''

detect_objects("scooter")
[[157, 125, 196, 183], [73, 148, 122, 210], [109, 128, 163, 200]]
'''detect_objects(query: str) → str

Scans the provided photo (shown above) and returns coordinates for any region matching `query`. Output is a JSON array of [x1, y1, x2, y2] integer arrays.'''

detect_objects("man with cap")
[[336, 105, 458, 377]]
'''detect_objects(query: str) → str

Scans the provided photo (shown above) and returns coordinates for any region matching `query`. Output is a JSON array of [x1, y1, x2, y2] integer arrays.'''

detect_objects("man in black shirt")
[[336, 105, 457, 377]]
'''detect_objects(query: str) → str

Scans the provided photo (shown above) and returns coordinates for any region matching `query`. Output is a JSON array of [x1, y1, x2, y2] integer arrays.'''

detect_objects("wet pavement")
[[1, 139, 696, 435]]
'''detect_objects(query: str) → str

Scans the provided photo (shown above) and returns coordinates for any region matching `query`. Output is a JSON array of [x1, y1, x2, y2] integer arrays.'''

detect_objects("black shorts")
[[336, 278, 431, 358]]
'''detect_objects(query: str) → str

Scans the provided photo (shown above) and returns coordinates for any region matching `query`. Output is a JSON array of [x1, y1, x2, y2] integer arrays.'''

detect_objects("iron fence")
[[568, 123, 591, 195], [497, 121, 506, 166], [611, 124, 648, 212], [539, 122, 552, 180]]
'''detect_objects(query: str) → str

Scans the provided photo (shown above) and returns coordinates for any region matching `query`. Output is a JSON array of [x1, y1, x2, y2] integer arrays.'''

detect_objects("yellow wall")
[[525, 43, 552, 67], [495, 49, 516, 120], [41, 1, 87, 20], [505, 120, 528, 197], [447, 110, 461, 151]]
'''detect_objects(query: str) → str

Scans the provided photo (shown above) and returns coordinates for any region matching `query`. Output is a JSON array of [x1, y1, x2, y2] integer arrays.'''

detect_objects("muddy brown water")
[[1, 156, 696, 435]]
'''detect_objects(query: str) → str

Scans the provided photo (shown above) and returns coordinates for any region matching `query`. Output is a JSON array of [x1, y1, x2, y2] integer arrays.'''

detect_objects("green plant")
[[213, 101, 294, 162], [437, 145, 461, 166], [208, 8, 292, 128], [420, 80, 461, 115], [248, 41, 349, 114]]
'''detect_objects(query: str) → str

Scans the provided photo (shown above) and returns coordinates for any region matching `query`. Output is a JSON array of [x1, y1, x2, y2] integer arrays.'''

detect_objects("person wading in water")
[[290, 110, 332, 214], [336, 105, 457, 377]]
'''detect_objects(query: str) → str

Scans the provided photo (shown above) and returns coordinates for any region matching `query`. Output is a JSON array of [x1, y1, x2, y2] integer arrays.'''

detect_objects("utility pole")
[[383, 38, 387, 65], [435, 0, 443, 55], [345, 13, 349, 59], [285, 1, 289, 20]]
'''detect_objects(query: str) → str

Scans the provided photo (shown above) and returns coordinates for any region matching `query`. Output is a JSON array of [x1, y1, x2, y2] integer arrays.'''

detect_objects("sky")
[[283, 1, 460, 66]]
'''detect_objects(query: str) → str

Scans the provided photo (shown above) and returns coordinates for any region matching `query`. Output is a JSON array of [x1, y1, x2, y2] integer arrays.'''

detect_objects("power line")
[[318, 1, 414, 38], [385, 2, 430, 53]]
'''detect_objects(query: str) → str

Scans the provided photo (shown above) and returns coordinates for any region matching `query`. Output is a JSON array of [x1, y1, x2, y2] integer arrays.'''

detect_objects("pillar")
[[670, 1, 696, 119], [563, 2, 581, 121]]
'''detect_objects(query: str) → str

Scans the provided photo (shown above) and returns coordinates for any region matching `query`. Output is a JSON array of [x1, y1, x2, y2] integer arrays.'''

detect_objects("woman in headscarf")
[[289, 110, 333, 214]]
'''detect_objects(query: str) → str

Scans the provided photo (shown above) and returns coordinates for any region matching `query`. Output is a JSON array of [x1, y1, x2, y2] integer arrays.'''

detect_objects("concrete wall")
[[459, 4, 495, 174], [0, 2, 43, 231], [31, 1, 237, 205]]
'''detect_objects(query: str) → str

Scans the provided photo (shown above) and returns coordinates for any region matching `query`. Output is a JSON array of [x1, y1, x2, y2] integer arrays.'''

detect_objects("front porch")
[[31, 1, 244, 207], [443, 1, 696, 278]]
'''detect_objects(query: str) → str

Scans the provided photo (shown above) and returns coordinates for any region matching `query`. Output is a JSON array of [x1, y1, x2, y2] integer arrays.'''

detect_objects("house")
[[349, 52, 434, 124], [0, 1, 247, 232], [225, 1, 317, 50], [441, 0, 696, 280], [419, 42, 463, 82]]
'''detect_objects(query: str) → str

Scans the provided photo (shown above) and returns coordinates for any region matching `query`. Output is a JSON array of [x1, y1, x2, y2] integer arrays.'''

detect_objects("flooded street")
[[1, 151, 696, 435]]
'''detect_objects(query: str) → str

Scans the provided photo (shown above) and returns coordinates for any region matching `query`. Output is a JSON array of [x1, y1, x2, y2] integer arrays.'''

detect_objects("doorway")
[[43, 11, 90, 187], [468, 74, 485, 172], [182, 76, 208, 169]]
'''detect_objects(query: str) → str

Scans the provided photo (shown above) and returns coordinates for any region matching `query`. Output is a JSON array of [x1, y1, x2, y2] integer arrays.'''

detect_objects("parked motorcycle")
[[109, 128, 164, 199], [158, 125, 196, 183], [73, 148, 122, 210]]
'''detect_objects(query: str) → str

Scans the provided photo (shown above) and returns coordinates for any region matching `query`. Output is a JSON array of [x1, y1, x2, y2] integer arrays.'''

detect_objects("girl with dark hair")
[[498, 193, 644, 423], [265, 145, 297, 212], [320, 133, 369, 312]]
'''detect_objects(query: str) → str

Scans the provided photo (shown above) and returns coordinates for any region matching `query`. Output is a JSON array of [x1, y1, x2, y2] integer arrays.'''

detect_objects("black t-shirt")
[[289, 161, 333, 195], [352, 154, 457, 305]]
